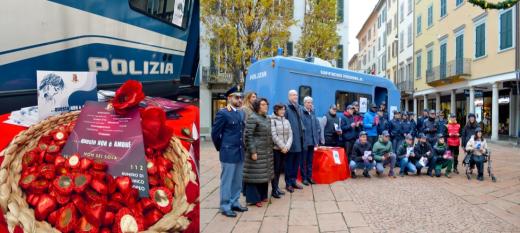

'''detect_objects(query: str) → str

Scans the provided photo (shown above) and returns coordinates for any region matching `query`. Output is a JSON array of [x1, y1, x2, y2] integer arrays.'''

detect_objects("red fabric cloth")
[[299, 147, 350, 184], [447, 123, 461, 147], [0, 105, 200, 232]]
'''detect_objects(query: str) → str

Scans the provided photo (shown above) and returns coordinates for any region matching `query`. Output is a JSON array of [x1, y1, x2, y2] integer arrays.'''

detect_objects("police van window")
[[298, 86, 312, 105], [129, 0, 190, 28], [335, 91, 372, 112]]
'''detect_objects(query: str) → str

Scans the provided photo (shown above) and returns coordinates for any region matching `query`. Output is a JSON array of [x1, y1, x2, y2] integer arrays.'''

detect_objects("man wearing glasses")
[[211, 86, 249, 217]]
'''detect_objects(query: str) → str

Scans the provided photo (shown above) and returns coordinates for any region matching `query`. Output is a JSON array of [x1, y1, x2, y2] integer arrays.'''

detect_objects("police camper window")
[[298, 86, 312, 105], [129, 0, 189, 28], [335, 91, 372, 112]]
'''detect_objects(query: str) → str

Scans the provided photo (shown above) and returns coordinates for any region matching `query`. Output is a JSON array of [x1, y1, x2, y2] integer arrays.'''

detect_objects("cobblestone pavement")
[[200, 141, 520, 233]]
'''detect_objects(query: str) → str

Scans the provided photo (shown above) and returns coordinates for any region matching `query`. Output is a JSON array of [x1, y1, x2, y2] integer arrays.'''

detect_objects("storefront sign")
[[464, 89, 483, 97]]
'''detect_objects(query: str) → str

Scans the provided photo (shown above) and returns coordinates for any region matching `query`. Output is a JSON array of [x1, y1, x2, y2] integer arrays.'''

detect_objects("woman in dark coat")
[[243, 98, 274, 207]]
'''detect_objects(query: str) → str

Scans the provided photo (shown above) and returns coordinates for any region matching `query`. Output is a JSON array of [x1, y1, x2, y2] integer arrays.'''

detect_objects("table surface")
[[0, 105, 200, 233]]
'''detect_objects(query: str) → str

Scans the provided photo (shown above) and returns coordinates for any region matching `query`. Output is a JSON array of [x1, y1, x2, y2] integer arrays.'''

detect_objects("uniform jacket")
[[211, 107, 246, 163]]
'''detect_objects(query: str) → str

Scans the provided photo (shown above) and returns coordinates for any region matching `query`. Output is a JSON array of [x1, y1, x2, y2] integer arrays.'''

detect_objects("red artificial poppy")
[[112, 80, 145, 115], [140, 106, 173, 151]]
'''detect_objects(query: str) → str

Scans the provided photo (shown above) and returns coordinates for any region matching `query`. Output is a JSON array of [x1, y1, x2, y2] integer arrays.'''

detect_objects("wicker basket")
[[0, 111, 196, 232]]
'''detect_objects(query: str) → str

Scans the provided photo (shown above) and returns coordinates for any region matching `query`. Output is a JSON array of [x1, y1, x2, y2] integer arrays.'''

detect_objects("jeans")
[[272, 150, 286, 192], [426, 156, 437, 175], [392, 137, 403, 153], [368, 136, 378, 147], [285, 152, 301, 187], [375, 154, 396, 175], [300, 146, 314, 181], [220, 161, 243, 212], [398, 157, 417, 174], [349, 160, 375, 171], [472, 155, 485, 177]]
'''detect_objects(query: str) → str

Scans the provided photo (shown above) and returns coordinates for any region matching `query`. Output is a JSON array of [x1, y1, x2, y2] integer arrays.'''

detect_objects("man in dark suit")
[[211, 86, 248, 217], [285, 90, 305, 192]]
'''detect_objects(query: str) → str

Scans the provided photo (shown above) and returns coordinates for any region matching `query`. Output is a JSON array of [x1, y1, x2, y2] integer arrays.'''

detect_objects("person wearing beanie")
[[423, 110, 438, 146], [363, 104, 379, 146], [461, 113, 478, 149], [432, 134, 454, 178], [396, 134, 417, 176], [372, 130, 397, 178], [447, 114, 461, 174], [417, 109, 429, 133], [389, 111, 404, 154], [413, 133, 434, 176], [349, 131, 375, 178], [465, 128, 488, 181]]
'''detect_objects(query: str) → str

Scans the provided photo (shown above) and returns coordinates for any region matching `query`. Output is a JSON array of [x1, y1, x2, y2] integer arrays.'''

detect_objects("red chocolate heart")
[[77, 216, 99, 233], [74, 173, 93, 193], [34, 194, 57, 221], [90, 179, 108, 195], [103, 211, 115, 226], [115, 176, 132, 193], [54, 155, 66, 167], [144, 208, 163, 228], [40, 164, 56, 180], [113, 208, 144, 233], [150, 187, 173, 214], [53, 175, 74, 195], [55, 203, 77, 233], [79, 158, 93, 171], [85, 202, 106, 228]]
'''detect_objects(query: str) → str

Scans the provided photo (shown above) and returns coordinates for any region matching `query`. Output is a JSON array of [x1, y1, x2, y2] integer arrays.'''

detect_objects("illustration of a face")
[[39, 73, 65, 102]]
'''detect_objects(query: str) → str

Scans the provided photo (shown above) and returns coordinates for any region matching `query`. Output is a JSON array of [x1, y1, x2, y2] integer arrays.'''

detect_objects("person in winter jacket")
[[244, 98, 273, 207], [389, 111, 403, 153], [341, 105, 360, 162], [417, 109, 429, 133], [349, 131, 375, 178], [423, 110, 438, 146], [461, 113, 478, 150], [408, 112, 417, 138], [465, 128, 488, 181], [414, 133, 434, 176], [446, 114, 461, 174], [377, 108, 390, 136], [401, 112, 415, 139], [436, 111, 448, 139], [352, 101, 364, 136], [431, 134, 453, 178], [372, 131, 397, 177], [284, 90, 305, 192], [379, 101, 389, 120], [396, 135, 417, 176], [363, 104, 379, 145], [321, 105, 342, 147], [301, 97, 320, 186], [270, 104, 293, 198]]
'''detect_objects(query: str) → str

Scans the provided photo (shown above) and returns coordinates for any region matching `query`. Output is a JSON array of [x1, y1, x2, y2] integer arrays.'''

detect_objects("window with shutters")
[[337, 45, 344, 68], [286, 41, 293, 56], [337, 0, 344, 22], [400, 3, 405, 22], [426, 48, 433, 72], [427, 5, 433, 27], [399, 31, 404, 52], [474, 19, 486, 58], [440, 41, 447, 79], [455, 33, 464, 74], [440, 0, 447, 18], [417, 15, 422, 35], [407, 24, 412, 47], [416, 52, 422, 79], [499, 8, 514, 51]]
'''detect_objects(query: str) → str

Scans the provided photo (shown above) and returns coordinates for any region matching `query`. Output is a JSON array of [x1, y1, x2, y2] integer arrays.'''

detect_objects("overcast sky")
[[348, 0, 379, 61]]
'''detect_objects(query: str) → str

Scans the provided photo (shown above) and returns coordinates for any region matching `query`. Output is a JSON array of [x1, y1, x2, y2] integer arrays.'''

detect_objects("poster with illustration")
[[359, 97, 368, 113], [37, 71, 97, 120]]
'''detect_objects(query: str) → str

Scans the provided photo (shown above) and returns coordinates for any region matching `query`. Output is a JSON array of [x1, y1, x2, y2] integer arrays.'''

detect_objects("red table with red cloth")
[[299, 147, 350, 184], [0, 105, 200, 233]]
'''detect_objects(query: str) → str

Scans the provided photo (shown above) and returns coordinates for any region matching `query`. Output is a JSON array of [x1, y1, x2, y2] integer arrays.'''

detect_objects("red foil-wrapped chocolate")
[[26, 193, 40, 207], [22, 151, 38, 168], [139, 198, 155, 212], [122, 189, 139, 208], [44, 153, 57, 164], [148, 175, 159, 187], [103, 211, 115, 226], [34, 194, 57, 221], [77, 216, 99, 233], [79, 157, 93, 171], [54, 155, 66, 167], [106, 175, 117, 194], [91, 170, 106, 181], [40, 164, 56, 180], [53, 131, 67, 142], [67, 154, 81, 170], [56, 166, 69, 176], [110, 193, 123, 204], [46, 144, 60, 154], [90, 179, 108, 195], [85, 202, 107, 227], [107, 201, 123, 213], [144, 208, 163, 228], [146, 158, 157, 175], [55, 204, 77, 233], [37, 143, 49, 152], [19, 173, 37, 190], [31, 179, 50, 194], [115, 176, 132, 194], [113, 208, 144, 233], [155, 156, 173, 174], [52, 190, 71, 206], [53, 175, 74, 195], [74, 173, 92, 193], [100, 228, 111, 233], [92, 160, 108, 171], [150, 187, 173, 214], [85, 188, 107, 203], [47, 210, 59, 226], [72, 195, 86, 215]]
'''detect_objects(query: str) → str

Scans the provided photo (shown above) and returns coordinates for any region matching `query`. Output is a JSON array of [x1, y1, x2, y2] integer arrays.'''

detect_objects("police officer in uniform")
[[211, 86, 249, 217]]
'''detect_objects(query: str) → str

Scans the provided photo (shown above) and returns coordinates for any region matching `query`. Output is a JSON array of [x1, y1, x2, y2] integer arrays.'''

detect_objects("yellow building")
[[413, 0, 518, 140]]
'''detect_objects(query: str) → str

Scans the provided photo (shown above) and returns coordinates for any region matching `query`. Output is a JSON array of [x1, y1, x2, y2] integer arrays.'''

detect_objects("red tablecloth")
[[0, 105, 200, 233], [310, 147, 350, 184]]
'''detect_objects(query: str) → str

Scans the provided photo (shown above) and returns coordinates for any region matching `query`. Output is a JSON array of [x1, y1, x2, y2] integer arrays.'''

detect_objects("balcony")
[[202, 66, 234, 89], [397, 78, 414, 96], [426, 58, 471, 86]]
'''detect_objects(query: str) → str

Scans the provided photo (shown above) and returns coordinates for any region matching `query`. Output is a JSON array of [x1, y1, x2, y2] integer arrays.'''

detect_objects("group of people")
[[211, 86, 489, 218]]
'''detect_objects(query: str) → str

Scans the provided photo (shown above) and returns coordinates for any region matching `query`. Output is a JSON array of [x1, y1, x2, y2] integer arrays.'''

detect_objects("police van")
[[244, 56, 401, 119], [0, 0, 199, 113]]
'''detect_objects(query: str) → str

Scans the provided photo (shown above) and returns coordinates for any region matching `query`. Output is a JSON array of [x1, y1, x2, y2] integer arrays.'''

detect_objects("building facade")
[[348, 53, 361, 71], [386, 0, 399, 83], [200, 0, 350, 138], [357, 1, 383, 75], [413, 0, 518, 140], [397, 0, 415, 111]]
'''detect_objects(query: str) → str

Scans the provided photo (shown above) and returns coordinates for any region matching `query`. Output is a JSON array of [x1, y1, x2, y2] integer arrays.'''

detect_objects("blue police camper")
[[0, 0, 198, 113], [244, 56, 401, 119]]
